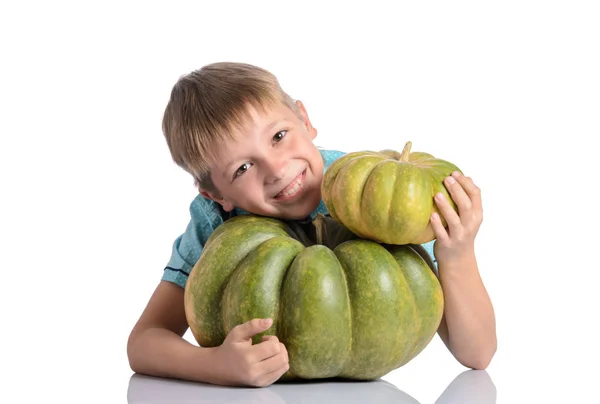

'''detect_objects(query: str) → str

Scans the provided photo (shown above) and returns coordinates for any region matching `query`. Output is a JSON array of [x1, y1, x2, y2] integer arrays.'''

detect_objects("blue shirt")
[[162, 149, 436, 288]]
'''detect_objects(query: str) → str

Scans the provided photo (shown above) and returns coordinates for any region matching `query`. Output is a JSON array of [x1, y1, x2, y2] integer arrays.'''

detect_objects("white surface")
[[127, 369, 496, 403], [1, 1, 598, 402]]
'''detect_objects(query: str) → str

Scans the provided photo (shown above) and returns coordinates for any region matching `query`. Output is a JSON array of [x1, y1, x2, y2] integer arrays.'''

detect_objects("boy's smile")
[[273, 169, 306, 201], [200, 100, 324, 220]]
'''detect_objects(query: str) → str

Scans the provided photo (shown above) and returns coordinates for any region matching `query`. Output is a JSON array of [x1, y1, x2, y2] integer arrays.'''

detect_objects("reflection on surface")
[[435, 370, 497, 404], [128, 369, 496, 404]]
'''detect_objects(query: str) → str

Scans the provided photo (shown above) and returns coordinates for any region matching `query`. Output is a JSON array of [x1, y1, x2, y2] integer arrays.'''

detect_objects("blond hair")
[[161, 62, 299, 192]]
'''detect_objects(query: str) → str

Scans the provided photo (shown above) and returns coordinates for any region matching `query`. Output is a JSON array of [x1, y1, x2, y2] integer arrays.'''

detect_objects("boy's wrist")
[[438, 250, 477, 279], [188, 345, 223, 384]]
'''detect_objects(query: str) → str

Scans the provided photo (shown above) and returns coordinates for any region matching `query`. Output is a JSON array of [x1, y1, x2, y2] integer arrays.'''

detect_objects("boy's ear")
[[295, 100, 317, 140], [199, 189, 235, 212]]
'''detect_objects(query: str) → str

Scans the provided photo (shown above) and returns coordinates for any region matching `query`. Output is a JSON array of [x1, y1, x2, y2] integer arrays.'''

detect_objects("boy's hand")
[[211, 318, 289, 387], [430, 171, 483, 266]]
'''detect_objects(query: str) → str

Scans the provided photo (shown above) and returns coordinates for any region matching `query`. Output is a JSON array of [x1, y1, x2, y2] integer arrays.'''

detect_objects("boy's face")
[[200, 100, 324, 220]]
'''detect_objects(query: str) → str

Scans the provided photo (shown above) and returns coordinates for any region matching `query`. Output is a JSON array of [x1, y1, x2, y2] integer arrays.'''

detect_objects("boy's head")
[[162, 62, 324, 220]]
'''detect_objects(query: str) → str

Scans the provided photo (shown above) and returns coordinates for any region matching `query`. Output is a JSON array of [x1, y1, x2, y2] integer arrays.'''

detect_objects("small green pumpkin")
[[322, 141, 461, 245]]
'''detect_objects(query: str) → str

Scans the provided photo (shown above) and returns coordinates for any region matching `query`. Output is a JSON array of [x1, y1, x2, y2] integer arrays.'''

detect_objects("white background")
[[1, 0, 598, 402]]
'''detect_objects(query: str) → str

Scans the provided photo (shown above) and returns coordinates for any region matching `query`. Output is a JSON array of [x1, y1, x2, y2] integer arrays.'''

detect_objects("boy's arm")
[[127, 280, 219, 382], [430, 172, 497, 369], [127, 281, 290, 386], [435, 254, 497, 370], [128, 196, 288, 386]]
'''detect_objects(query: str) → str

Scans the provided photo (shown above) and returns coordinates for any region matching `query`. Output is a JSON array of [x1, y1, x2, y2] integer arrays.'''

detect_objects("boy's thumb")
[[232, 318, 273, 341]]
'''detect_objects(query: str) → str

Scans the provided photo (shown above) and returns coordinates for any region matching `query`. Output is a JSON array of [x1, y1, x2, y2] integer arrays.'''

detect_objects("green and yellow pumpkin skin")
[[321, 141, 462, 245], [184, 214, 443, 381]]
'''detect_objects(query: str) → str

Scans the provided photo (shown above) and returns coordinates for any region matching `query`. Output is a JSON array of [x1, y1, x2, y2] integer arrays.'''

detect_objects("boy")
[[127, 62, 496, 388]]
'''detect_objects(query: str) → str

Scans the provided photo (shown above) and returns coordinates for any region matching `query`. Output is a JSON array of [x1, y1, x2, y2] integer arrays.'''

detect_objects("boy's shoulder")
[[188, 192, 233, 224], [319, 148, 346, 168]]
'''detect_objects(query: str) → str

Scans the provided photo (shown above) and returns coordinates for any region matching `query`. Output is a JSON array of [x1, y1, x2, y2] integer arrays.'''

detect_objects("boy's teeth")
[[278, 174, 303, 197]]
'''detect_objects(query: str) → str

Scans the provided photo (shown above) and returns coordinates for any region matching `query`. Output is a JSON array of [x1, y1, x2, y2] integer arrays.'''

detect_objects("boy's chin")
[[282, 200, 321, 220], [244, 189, 322, 220], [263, 201, 319, 221], [279, 210, 313, 221]]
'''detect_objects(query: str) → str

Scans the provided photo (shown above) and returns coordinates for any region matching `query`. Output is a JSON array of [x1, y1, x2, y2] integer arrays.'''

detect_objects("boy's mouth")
[[274, 169, 307, 201]]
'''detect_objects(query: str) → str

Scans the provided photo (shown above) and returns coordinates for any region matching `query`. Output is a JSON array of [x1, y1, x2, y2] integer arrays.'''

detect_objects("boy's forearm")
[[438, 254, 497, 369], [127, 327, 218, 383]]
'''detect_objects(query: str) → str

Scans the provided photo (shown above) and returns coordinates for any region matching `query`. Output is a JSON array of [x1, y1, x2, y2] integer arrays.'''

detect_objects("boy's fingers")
[[261, 335, 278, 343], [280, 342, 288, 363], [434, 192, 461, 231], [444, 174, 472, 216], [456, 173, 483, 216], [229, 318, 273, 342], [250, 336, 282, 361], [254, 362, 290, 388], [430, 212, 449, 244], [452, 172, 483, 226], [454, 172, 480, 198], [256, 349, 290, 378]]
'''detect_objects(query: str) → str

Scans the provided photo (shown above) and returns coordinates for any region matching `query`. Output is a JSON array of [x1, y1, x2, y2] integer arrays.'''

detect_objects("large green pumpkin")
[[322, 141, 462, 245], [184, 214, 443, 381]]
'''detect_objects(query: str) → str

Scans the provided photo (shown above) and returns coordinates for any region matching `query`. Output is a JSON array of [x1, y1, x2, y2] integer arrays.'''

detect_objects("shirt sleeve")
[[162, 195, 228, 289], [419, 240, 439, 276], [319, 148, 346, 169]]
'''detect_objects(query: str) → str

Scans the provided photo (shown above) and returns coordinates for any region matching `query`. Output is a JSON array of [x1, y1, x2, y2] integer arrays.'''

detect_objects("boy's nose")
[[264, 159, 288, 184]]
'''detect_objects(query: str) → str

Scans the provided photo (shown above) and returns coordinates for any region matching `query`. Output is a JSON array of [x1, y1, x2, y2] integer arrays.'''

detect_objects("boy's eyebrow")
[[222, 160, 240, 177], [262, 120, 280, 134], [221, 120, 285, 177]]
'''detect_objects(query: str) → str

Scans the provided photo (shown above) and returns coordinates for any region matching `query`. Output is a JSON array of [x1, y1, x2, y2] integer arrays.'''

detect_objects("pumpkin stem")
[[314, 213, 326, 246], [399, 141, 412, 162], [312, 213, 357, 249]]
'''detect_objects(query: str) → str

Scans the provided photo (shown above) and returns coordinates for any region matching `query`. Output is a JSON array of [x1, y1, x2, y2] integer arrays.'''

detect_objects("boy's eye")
[[234, 163, 252, 178], [273, 130, 287, 142]]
